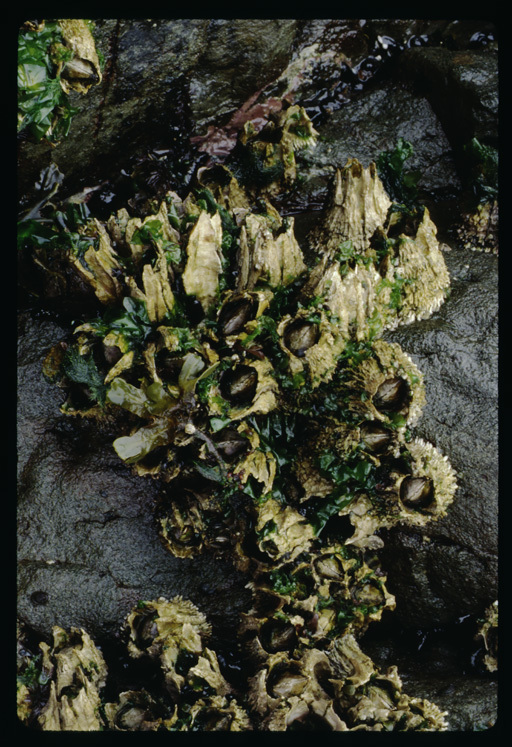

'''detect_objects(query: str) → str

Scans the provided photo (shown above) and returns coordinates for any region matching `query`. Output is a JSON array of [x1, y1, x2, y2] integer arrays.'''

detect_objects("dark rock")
[[17, 311, 251, 642], [292, 79, 461, 212], [380, 248, 498, 627], [398, 46, 498, 156], [17, 19, 298, 208]]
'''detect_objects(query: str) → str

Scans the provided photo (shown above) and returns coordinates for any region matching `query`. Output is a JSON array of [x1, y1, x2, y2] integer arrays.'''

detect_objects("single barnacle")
[[104, 690, 175, 731], [277, 308, 346, 388], [36, 626, 108, 731], [308, 159, 392, 256], [207, 358, 278, 421], [182, 210, 224, 313], [254, 498, 315, 563], [124, 597, 211, 674], [55, 19, 102, 94], [183, 695, 253, 731], [387, 205, 451, 324], [344, 339, 425, 428], [236, 212, 306, 291]]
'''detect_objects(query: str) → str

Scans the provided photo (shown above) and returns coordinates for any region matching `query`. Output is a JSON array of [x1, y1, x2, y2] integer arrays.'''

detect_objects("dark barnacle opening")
[[283, 318, 320, 357], [372, 376, 410, 413], [220, 365, 258, 405], [399, 476, 434, 510]]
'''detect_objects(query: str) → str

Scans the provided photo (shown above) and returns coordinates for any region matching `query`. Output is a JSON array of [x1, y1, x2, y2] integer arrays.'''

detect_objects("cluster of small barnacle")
[[22, 107, 458, 730]]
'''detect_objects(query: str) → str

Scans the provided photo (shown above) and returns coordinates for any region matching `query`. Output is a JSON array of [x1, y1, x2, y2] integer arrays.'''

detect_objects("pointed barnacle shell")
[[182, 211, 224, 313], [158, 492, 207, 559], [346, 339, 425, 427], [294, 449, 334, 501], [235, 448, 277, 496], [70, 219, 123, 303], [393, 207, 451, 324], [280, 104, 319, 152], [328, 634, 375, 689], [37, 626, 107, 731], [236, 213, 306, 291], [309, 160, 392, 256], [397, 438, 457, 523], [141, 256, 175, 323], [255, 498, 315, 562], [305, 259, 395, 342], [187, 648, 232, 697], [56, 20, 102, 94], [125, 597, 211, 673]]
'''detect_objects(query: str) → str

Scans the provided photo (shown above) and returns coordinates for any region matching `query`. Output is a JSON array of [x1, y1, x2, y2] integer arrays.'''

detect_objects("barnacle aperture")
[[283, 319, 321, 357], [220, 365, 259, 405]]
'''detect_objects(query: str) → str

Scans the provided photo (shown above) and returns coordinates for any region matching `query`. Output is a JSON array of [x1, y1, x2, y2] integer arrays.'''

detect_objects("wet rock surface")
[[17, 18, 498, 730], [17, 312, 251, 644], [381, 247, 498, 627]]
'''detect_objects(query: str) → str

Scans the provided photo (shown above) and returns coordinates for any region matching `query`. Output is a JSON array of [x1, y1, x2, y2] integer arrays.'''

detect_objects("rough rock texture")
[[17, 312, 251, 643], [380, 247, 498, 628]]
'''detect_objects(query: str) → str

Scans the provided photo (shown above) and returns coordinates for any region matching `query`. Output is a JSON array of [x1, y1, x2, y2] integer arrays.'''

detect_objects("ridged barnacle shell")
[[302, 258, 396, 342], [184, 695, 253, 731], [103, 689, 175, 731], [56, 19, 102, 94], [158, 490, 207, 558], [248, 648, 347, 731], [308, 159, 392, 256], [37, 626, 108, 731], [254, 498, 316, 563], [208, 358, 279, 421], [124, 597, 211, 673], [396, 438, 457, 523], [328, 636, 448, 731], [236, 212, 306, 292], [277, 308, 346, 388], [196, 163, 252, 212], [182, 210, 224, 314], [69, 217, 124, 304], [389, 206, 451, 325], [344, 339, 425, 428]]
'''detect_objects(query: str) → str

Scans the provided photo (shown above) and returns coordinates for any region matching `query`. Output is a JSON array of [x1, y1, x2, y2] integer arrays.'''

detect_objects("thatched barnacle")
[[36, 109, 462, 731], [124, 597, 211, 673], [36, 626, 108, 731], [277, 308, 346, 389], [344, 339, 425, 428], [104, 690, 175, 731]]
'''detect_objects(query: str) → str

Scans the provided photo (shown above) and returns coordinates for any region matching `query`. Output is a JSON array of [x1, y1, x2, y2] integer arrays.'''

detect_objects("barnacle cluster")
[[28, 107, 460, 730]]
